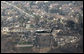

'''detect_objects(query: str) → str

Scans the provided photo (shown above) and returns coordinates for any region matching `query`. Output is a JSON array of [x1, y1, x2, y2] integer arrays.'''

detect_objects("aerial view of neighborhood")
[[1, 1, 83, 53]]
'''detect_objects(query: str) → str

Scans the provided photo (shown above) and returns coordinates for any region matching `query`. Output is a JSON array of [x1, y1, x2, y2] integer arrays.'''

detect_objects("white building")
[[2, 27, 9, 32]]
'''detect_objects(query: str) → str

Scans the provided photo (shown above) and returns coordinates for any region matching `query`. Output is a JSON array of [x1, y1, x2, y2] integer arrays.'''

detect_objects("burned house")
[[33, 29, 53, 48]]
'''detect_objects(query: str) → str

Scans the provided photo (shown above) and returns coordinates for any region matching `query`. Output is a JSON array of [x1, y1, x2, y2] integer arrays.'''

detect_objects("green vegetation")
[[18, 41, 33, 44], [30, 24, 34, 28]]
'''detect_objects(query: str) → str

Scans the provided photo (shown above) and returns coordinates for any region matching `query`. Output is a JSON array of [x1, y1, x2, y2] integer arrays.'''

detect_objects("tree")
[[30, 24, 34, 28]]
